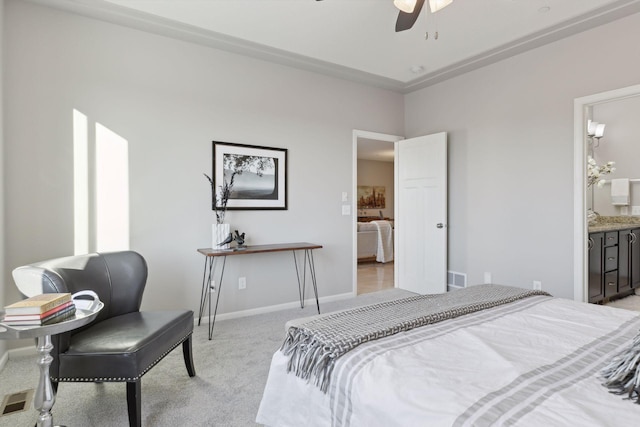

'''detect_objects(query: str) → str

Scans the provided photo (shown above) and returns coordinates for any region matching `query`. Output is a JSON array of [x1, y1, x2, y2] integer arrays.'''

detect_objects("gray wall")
[[2, 0, 404, 350], [357, 159, 394, 219], [592, 96, 640, 216], [405, 11, 640, 299], [0, 0, 6, 361], [3, 0, 640, 360]]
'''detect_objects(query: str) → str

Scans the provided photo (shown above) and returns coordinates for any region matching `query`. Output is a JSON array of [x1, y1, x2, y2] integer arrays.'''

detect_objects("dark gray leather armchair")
[[12, 251, 196, 427]]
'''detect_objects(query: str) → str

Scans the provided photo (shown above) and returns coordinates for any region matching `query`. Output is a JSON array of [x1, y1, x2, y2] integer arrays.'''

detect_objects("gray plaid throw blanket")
[[281, 284, 550, 392]]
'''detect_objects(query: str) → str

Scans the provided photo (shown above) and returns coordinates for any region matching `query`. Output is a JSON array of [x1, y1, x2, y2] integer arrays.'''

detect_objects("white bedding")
[[256, 295, 640, 426]]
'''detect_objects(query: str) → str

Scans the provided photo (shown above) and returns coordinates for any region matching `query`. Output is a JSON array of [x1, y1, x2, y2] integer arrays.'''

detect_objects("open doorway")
[[573, 84, 640, 302], [353, 131, 403, 295]]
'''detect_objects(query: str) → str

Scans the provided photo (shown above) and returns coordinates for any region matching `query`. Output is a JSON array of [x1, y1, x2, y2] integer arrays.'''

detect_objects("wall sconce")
[[587, 119, 606, 148]]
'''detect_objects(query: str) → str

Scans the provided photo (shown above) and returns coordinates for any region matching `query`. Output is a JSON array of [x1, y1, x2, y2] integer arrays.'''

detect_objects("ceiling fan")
[[315, 0, 453, 32], [395, 0, 454, 31]]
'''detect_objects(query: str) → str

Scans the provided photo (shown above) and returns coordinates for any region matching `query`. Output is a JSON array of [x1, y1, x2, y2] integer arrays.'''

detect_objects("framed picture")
[[213, 141, 288, 210], [357, 185, 386, 209]]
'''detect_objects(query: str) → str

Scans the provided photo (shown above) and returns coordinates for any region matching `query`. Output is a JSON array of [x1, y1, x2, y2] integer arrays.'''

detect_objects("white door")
[[395, 133, 447, 294]]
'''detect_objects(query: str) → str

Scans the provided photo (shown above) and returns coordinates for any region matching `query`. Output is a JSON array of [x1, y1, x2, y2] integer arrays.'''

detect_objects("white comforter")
[[256, 295, 640, 426]]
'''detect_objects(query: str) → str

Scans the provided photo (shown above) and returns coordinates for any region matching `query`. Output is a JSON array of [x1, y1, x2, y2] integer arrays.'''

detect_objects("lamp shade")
[[429, 0, 453, 13], [595, 123, 606, 138], [394, 0, 417, 13], [587, 120, 599, 137]]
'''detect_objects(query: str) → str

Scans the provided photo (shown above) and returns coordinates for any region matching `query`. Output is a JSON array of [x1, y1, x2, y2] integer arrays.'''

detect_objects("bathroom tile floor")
[[605, 293, 640, 312]]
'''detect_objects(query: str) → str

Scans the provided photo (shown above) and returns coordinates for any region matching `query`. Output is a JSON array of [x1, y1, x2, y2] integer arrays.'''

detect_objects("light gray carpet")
[[0, 288, 412, 427]]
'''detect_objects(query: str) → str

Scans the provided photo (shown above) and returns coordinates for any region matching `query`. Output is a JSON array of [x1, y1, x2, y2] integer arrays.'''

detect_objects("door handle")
[[436, 223, 445, 229]]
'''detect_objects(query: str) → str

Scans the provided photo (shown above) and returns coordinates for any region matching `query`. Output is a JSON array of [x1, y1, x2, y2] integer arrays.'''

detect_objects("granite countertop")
[[588, 216, 640, 233]]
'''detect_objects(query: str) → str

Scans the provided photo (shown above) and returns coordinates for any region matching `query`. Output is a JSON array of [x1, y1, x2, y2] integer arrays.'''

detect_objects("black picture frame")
[[212, 141, 288, 210]]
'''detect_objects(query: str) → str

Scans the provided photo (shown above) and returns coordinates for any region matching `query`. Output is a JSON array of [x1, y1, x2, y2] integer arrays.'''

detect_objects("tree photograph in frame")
[[213, 141, 288, 210]]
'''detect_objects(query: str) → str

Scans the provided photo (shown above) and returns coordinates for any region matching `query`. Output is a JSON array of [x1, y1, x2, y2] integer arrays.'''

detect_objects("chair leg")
[[182, 335, 196, 377], [126, 380, 141, 427]]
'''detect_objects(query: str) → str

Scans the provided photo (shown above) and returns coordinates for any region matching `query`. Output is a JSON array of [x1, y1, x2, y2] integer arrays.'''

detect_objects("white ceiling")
[[358, 138, 395, 162], [37, 0, 640, 93]]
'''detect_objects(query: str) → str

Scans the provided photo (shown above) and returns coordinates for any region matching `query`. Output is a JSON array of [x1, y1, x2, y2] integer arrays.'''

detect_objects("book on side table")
[[2, 293, 76, 326]]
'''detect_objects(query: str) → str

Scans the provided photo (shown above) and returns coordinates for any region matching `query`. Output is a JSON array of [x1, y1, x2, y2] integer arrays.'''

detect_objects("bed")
[[357, 220, 393, 263], [256, 285, 640, 427]]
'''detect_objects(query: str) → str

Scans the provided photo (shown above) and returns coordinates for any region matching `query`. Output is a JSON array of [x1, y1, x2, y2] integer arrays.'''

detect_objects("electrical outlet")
[[533, 281, 542, 291], [632, 206, 640, 216], [484, 272, 492, 284], [621, 206, 629, 216], [238, 277, 246, 290], [341, 192, 348, 202]]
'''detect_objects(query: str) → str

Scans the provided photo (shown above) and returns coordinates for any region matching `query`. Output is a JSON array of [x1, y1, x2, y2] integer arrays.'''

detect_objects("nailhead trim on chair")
[[51, 332, 193, 383]]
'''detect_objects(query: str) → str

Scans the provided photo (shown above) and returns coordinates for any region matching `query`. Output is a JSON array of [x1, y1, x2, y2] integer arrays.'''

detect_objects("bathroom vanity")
[[588, 217, 640, 303]]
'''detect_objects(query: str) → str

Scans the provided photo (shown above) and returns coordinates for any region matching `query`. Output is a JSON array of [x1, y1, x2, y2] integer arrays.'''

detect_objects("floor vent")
[[447, 271, 467, 291], [0, 389, 34, 417]]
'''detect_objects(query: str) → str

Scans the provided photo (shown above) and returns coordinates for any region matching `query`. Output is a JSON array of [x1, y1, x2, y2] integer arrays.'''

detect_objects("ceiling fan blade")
[[395, 0, 425, 32]]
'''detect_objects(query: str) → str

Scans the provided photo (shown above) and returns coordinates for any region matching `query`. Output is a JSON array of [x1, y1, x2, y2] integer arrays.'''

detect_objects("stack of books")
[[2, 293, 76, 326]]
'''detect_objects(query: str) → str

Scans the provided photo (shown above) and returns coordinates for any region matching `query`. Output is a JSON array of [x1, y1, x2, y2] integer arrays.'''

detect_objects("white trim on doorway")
[[352, 130, 404, 296], [573, 84, 640, 302]]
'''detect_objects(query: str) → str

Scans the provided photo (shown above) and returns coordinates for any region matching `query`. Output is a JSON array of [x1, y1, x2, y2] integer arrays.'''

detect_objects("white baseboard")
[[0, 345, 37, 373], [0, 350, 7, 372], [198, 292, 354, 323]]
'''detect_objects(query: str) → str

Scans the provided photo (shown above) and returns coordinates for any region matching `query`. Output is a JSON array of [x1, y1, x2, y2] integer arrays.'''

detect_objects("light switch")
[[342, 205, 351, 216], [341, 192, 348, 202]]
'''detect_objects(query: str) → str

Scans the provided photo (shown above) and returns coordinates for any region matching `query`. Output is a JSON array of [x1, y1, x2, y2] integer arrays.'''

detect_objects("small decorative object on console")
[[234, 230, 246, 247], [217, 232, 234, 247]]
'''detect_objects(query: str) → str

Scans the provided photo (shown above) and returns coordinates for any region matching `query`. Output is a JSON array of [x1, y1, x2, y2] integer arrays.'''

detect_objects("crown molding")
[[24, 0, 405, 92], [404, 0, 640, 93], [23, 0, 640, 95]]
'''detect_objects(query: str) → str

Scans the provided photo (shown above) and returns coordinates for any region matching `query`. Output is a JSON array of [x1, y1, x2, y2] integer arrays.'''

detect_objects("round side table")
[[0, 302, 103, 427]]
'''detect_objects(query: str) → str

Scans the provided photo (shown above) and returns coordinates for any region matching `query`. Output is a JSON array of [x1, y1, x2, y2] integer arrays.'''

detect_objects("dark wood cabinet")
[[589, 227, 640, 303], [588, 232, 604, 302], [631, 228, 640, 290], [618, 229, 632, 294]]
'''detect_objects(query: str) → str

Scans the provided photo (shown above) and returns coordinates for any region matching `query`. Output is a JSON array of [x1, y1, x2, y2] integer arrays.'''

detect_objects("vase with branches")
[[204, 172, 236, 224], [204, 172, 236, 248]]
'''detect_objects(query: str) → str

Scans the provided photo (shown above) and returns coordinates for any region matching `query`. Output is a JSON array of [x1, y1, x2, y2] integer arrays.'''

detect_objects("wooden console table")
[[197, 242, 322, 340]]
